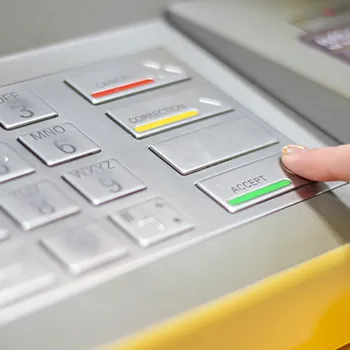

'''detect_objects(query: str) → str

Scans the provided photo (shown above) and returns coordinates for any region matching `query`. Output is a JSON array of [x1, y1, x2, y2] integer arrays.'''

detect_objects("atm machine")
[[0, 1, 349, 349]]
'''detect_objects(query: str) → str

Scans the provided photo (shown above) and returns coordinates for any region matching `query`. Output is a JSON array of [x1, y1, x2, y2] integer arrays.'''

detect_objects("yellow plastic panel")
[[104, 244, 350, 350]]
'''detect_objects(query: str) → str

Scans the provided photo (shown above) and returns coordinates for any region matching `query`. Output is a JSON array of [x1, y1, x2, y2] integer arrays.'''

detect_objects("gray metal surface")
[[0, 19, 349, 350], [0, 143, 35, 183], [0, 246, 56, 308], [0, 0, 201, 57], [18, 123, 101, 167], [150, 118, 279, 175], [197, 154, 311, 213], [166, 1, 350, 145], [107, 87, 234, 138], [62, 158, 146, 206]]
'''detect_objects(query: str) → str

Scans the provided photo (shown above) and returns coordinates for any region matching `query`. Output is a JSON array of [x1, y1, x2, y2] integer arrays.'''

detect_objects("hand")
[[281, 144, 350, 182]]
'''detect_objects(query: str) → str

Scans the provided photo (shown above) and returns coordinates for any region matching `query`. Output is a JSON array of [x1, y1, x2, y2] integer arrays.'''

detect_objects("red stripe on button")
[[91, 78, 155, 98]]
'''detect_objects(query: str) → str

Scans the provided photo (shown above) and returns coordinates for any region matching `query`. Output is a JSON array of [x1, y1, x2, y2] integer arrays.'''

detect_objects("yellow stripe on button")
[[134, 109, 200, 133]]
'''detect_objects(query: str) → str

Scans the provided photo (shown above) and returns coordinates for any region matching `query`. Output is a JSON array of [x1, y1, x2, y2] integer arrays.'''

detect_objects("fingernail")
[[282, 144, 308, 155]]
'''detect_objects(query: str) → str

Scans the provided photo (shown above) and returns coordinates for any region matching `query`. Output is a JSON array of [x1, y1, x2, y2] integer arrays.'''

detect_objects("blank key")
[[150, 118, 279, 175]]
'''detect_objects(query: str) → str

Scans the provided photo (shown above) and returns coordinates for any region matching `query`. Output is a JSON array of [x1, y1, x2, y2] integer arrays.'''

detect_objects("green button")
[[227, 179, 292, 206]]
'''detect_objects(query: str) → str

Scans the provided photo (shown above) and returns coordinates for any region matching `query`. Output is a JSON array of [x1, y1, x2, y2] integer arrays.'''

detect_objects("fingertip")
[[281, 144, 308, 174]]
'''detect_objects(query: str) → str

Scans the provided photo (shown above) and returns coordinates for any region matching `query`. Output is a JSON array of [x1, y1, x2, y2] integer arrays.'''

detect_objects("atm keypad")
[[0, 47, 325, 309]]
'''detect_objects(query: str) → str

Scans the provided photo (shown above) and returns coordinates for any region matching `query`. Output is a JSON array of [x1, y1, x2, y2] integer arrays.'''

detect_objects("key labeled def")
[[0, 90, 57, 130]]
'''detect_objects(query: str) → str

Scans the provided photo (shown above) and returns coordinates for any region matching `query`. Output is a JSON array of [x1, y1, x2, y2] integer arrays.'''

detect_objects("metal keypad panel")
[[0, 90, 57, 130], [0, 46, 342, 316]]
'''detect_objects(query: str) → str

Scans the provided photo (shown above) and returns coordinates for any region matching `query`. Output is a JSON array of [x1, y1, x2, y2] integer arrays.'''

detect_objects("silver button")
[[150, 118, 279, 175], [0, 90, 57, 130], [106, 88, 234, 139], [0, 143, 35, 183], [0, 246, 56, 307], [0, 181, 80, 231], [65, 49, 190, 105], [18, 122, 100, 166], [196, 154, 311, 213], [110, 198, 193, 247], [62, 158, 146, 205], [40, 223, 128, 275]]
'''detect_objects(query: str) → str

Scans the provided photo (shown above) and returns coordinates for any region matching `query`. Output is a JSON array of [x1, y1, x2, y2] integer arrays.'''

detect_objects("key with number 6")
[[18, 122, 101, 166]]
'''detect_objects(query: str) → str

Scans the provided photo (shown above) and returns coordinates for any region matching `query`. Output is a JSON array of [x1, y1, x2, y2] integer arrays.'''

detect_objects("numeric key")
[[62, 158, 146, 205], [0, 90, 57, 130], [0, 143, 35, 183], [18, 123, 101, 166], [0, 180, 80, 230]]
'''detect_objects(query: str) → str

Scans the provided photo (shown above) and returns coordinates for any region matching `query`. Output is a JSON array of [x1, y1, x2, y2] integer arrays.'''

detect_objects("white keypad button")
[[40, 223, 128, 275], [62, 158, 146, 205], [0, 90, 57, 130], [0, 181, 80, 231], [110, 197, 193, 247], [18, 122, 100, 166], [0, 143, 35, 183]]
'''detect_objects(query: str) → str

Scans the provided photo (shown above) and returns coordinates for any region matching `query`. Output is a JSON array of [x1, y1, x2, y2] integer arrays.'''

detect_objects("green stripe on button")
[[227, 179, 292, 206]]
